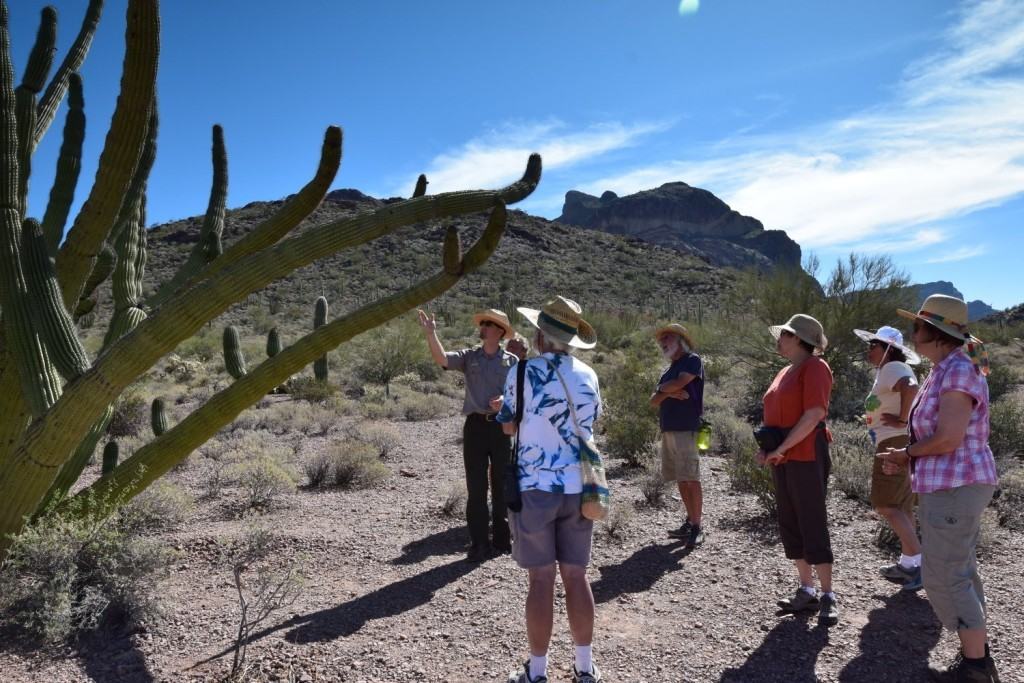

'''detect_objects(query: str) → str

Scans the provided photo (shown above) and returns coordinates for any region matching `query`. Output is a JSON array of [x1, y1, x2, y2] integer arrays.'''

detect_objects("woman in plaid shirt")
[[880, 294, 999, 683]]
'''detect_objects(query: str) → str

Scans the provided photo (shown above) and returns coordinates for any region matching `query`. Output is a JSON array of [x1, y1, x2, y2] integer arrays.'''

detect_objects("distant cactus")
[[313, 296, 328, 382], [151, 398, 167, 437], [0, 0, 541, 562], [102, 441, 119, 476], [266, 328, 281, 358], [223, 326, 247, 379]]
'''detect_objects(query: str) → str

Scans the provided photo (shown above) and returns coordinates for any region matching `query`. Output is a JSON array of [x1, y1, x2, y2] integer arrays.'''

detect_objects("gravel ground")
[[1, 411, 1022, 682]]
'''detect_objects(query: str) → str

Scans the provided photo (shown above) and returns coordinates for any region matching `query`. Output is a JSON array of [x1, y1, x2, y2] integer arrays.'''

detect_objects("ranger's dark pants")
[[463, 413, 511, 549], [772, 430, 834, 565]]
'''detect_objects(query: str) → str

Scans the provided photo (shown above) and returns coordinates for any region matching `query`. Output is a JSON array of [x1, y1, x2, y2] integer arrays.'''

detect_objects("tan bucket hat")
[[769, 314, 828, 353], [472, 309, 515, 340], [897, 294, 989, 375], [653, 323, 695, 351], [518, 296, 597, 349]]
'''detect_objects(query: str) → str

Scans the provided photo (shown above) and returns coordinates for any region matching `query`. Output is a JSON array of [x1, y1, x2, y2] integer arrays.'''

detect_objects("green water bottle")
[[696, 419, 712, 452]]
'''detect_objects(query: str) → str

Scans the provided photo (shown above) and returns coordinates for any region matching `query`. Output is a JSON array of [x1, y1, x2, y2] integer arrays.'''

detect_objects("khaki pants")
[[919, 484, 996, 632]]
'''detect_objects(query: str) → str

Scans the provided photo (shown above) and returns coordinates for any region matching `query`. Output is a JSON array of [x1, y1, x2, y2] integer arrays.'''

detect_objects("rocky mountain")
[[556, 182, 801, 269], [912, 281, 995, 321]]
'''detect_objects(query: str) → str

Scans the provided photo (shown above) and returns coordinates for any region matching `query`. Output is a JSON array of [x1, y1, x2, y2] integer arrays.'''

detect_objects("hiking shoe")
[[928, 650, 1000, 682], [777, 587, 819, 613], [901, 565, 923, 591], [818, 593, 839, 626], [466, 543, 491, 563], [667, 518, 692, 539], [880, 562, 918, 583], [572, 662, 603, 683], [685, 524, 705, 550], [507, 662, 547, 683]]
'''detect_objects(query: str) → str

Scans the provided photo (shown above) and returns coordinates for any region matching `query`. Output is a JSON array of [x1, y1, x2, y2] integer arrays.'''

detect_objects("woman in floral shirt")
[[880, 294, 999, 682]]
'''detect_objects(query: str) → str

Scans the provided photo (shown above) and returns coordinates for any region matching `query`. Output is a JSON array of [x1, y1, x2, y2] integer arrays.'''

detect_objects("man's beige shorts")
[[661, 431, 700, 482]]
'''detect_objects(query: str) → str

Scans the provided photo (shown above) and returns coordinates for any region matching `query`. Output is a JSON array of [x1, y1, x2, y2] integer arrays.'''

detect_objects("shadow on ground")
[[719, 617, 830, 683], [591, 540, 690, 604], [837, 591, 942, 681], [391, 526, 466, 566]]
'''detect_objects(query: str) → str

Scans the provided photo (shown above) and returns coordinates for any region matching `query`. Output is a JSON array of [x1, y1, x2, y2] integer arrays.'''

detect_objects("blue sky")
[[10, 0, 1024, 309]]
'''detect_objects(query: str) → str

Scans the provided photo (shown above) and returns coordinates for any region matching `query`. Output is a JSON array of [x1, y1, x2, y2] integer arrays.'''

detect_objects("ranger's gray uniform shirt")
[[445, 346, 518, 415]]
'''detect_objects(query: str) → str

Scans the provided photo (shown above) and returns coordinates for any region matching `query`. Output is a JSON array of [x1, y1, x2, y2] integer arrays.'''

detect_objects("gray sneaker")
[[572, 662, 603, 683], [777, 587, 819, 613], [901, 565, 923, 591], [818, 593, 839, 626], [880, 562, 917, 583], [508, 662, 547, 683]]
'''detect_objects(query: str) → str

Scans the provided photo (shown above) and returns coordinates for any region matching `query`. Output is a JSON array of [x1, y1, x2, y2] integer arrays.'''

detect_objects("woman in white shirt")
[[854, 326, 921, 590]]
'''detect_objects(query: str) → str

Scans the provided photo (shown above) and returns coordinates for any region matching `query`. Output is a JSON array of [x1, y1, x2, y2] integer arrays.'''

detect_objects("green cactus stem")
[[413, 174, 428, 198], [151, 398, 167, 437], [266, 328, 281, 358], [223, 325, 247, 379], [75, 242, 115, 320], [313, 296, 328, 381], [13, 7, 55, 215], [41, 73, 85, 256], [101, 440, 118, 475]]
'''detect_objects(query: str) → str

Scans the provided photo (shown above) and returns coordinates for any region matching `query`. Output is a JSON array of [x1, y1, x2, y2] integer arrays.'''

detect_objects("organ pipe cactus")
[[0, 0, 541, 559], [313, 296, 328, 382]]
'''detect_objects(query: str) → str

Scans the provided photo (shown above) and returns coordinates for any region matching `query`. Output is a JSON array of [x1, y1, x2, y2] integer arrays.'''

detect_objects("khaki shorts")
[[510, 490, 593, 569], [661, 431, 699, 482], [871, 435, 914, 512]]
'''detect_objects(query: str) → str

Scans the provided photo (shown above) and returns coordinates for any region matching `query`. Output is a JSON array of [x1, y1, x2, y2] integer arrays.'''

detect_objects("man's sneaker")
[[508, 662, 547, 683], [818, 593, 839, 626], [667, 518, 692, 539], [685, 524, 705, 550], [880, 562, 918, 583], [901, 565, 923, 591], [572, 662, 603, 683], [928, 650, 1000, 682], [777, 587, 819, 613]]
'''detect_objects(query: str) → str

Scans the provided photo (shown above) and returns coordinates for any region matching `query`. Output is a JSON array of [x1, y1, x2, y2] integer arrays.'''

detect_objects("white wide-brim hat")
[[853, 325, 921, 365]]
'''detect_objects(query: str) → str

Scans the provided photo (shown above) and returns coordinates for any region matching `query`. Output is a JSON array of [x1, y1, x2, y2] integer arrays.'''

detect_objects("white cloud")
[[924, 244, 988, 263]]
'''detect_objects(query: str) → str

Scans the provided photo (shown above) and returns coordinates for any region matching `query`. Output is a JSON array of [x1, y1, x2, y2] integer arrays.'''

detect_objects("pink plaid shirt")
[[909, 348, 998, 494]]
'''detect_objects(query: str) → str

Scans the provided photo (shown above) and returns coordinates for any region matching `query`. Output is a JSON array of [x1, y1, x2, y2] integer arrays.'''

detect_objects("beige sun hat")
[[897, 293, 990, 375], [853, 325, 921, 365], [769, 314, 828, 353], [653, 323, 695, 351], [471, 309, 515, 340], [517, 296, 597, 349]]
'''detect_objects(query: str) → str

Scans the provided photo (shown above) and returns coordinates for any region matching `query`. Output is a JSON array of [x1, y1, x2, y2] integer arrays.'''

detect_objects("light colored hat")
[[653, 323, 695, 351], [769, 314, 828, 353], [472, 309, 514, 340], [897, 294, 989, 375], [518, 296, 597, 349], [853, 325, 920, 365]]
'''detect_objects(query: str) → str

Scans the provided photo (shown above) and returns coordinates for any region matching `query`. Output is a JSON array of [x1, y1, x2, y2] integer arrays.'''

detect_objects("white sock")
[[529, 653, 548, 680], [901, 553, 922, 568], [800, 584, 816, 595], [575, 645, 593, 674]]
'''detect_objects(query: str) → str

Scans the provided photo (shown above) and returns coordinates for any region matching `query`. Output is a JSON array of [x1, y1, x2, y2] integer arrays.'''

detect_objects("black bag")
[[505, 359, 527, 513], [752, 426, 790, 453]]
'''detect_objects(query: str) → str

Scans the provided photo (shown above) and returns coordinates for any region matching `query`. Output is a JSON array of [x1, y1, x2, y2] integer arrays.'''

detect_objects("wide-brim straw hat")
[[653, 323, 695, 351], [769, 313, 828, 353], [518, 296, 597, 349], [853, 325, 921, 365], [472, 309, 515, 340], [897, 293, 990, 375]]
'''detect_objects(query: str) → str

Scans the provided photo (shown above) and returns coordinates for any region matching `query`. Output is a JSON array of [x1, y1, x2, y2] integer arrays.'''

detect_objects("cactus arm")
[[222, 325, 247, 379], [41, 73, 85, 255], [72, 211, 506, 508], [55, 0, 158, 311], [74, 242, 115, 319], [33, 0, 103, 147], [313, 296, 328, 381], [148, 124, 226, 306], [157, 126, 343, 299], [13, 7, 56, 214], [20, 218, 90, 379], [413, 174, 428, 198]]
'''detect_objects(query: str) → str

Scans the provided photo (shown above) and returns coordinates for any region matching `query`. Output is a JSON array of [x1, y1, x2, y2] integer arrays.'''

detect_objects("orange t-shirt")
[[762, 356, 833, 462]]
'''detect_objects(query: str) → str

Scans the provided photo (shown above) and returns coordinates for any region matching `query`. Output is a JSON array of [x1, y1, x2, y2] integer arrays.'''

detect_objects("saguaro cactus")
[[223, 325, 247, 379], [313, 296, 328, 382], [101, 441, 119, 476], [151, 397, 167, 437], [0, 0, 541, 559], [266, 328, 281, 358]]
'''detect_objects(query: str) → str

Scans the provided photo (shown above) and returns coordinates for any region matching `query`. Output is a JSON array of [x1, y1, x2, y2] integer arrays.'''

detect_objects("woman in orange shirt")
[[758, 314, 837, 626]]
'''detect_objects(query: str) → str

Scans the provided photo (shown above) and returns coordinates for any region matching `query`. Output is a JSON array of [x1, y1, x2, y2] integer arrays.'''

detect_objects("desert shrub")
[[200, 459, 228, 499], [123, 482, 193, 532], [331, 442, 389, 489], [352, 317, 434, 393], [603, 354, 661, 466], [303, 453, 333, 488], [600, 503, 634, 541], [638, 468, 667, 508], [107, 390, 148, 438], [986, 364, 1019, 404], [989, 396, 1024, 458], [234, 455, 296, 510], [354, 422, 402, 459], [727, 442, 777, 517], [829, 421, 874, 504], [994, 465, 1024, 531], [288, 376, 338, 403], [0, 498, 173, 643], [440, 480, 467, 518], [710, 411, 756, 457], [398, 392, 451, 421]]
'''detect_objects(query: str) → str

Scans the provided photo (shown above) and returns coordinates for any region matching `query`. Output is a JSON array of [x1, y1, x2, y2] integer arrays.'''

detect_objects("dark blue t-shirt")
[[658, 352, 704, 432]]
